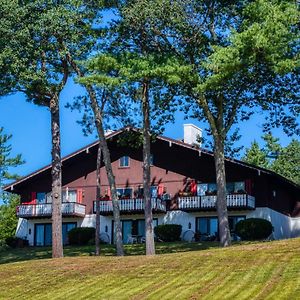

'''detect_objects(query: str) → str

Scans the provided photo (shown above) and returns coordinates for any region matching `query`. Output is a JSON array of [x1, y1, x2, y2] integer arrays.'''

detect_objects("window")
[[196, 217, 218, 236], [234, 182, 245, 193], [226, 182, 235, 194], [62, 189, 77, 202], [150, 186, 157, 197], [136, 186, 157, 198], [116, 188, 132, 199], [36, 193, 46, 204], [118, 218, 158, 244], [197, 184, 208, 196], [196, 216, 245, 237], [35, 222, 77, 246], [119, 156, 130, 167]]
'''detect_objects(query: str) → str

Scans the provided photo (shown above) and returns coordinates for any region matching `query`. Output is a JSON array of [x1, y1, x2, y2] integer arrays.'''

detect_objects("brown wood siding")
[[13, 134, 300, 217]]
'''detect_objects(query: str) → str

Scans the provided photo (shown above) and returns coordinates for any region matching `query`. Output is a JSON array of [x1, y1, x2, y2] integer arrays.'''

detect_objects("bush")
[[68, 227, 95, 245], [154, 224, 182, 242], [235, 218, 273, 241], [5, 237, 29, 248]]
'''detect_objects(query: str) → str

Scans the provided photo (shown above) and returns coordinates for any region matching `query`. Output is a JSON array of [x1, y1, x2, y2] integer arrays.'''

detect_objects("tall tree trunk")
[[95, 143, 101, 256], [214, 136, 231, 247], [94, 113, 124, 256], [142, 81, 155, 255], [50, 94, 63, 258], [66, 54, 124, 256]]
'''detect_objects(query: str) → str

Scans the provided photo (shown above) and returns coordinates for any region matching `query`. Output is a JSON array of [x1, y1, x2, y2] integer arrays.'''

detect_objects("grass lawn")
[[0, 241, 220, 265], [1, 238, 300, 299]]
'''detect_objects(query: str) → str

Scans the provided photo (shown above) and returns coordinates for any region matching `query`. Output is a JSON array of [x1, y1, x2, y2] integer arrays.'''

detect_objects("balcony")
[[178, 194, 255, 211], [93, 198, 167, 215], [16, 202, 86, 218]]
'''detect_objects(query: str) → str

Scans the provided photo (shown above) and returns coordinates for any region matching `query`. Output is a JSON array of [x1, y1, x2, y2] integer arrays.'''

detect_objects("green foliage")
[[0, 0, 100, 104], [0, 194, 20, 242], [68, 227, 95, 245], [243, 134, 300, 185], [154, 224, 182, 242], [235, 218, 273, 241], [0, 127, 24, 186], [243, 141, 269, 168]]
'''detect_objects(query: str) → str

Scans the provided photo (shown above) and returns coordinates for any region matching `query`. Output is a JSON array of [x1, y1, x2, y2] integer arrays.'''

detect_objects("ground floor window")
[[112, 218, 158, 244], [34, 222, 77, 246], [196, 216, 245, 237]]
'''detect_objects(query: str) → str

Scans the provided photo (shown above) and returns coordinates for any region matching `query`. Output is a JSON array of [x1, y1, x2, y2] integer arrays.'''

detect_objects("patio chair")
[[127, 234, 138, 244]]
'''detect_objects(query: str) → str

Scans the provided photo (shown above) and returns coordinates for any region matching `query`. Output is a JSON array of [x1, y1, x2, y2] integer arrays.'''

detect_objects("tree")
[[244, 135, 300, 185], [0, 127, 24, 187], [243, 141, 269, 169], [81, 58, 187, 255], [0, 127, 24, 242], [67, 58, 125, 256], [95, 144, 102, 256], [126, 0, 299, 247], [0, 0, 102, 257], [0, 194, 19, 242]]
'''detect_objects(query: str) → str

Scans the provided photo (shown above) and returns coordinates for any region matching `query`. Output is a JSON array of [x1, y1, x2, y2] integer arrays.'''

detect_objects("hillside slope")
[[1, 239, 300, 299]]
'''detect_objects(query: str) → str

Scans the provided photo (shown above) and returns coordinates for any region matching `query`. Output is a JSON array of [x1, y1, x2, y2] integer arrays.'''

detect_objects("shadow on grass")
[[0, 241, 224, 265]]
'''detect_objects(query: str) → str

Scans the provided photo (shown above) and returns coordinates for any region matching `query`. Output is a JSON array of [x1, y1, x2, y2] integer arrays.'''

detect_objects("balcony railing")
[[178, 194, 255, 210], [16, 202, 86, 218], [93, 198, 166, 214]]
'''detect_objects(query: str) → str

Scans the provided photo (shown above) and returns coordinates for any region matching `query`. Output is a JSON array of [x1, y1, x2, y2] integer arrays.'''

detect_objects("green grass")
[[1, 239, 300, 299], [0, 241, 220, 265]]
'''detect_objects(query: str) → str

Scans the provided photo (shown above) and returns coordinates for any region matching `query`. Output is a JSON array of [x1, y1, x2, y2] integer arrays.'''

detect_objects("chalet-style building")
[[4, 125, 300, 246]]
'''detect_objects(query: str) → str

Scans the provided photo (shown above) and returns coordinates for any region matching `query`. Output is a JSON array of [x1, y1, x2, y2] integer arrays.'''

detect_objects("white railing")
[[16, 202, 86, 218], [178, 194, 255, 210], [94, 198, 166, 213]]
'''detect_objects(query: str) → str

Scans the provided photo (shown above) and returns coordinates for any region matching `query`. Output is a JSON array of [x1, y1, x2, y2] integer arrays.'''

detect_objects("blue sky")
[[0, 76, 297, 180]]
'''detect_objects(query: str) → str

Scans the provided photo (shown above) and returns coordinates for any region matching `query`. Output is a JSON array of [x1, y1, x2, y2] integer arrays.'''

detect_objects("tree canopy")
[[243, 134, 300, 185]]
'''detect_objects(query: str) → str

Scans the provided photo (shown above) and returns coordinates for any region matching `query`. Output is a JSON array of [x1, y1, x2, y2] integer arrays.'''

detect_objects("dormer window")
[[120, 156, 130, 167]]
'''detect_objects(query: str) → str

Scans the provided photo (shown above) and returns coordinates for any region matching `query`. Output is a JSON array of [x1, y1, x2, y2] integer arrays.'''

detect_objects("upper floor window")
[[62, 189, 77, 203], [120, 156, 130, 167], [116, 188, 132, 199]]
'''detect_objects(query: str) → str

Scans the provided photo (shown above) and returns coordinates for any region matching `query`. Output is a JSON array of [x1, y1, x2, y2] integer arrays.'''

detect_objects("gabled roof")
[[3, 126, 300, 192]]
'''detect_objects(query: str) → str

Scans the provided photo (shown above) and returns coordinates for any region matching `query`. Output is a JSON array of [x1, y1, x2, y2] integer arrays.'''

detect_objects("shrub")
[[154, 224, 182, 242], [5, 237, 29, 248], [235, 218, 273, 241], [68, 227, 95, 245]]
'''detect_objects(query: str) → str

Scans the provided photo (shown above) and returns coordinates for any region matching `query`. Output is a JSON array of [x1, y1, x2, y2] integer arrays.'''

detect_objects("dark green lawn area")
[[0, 241, 221, 264]]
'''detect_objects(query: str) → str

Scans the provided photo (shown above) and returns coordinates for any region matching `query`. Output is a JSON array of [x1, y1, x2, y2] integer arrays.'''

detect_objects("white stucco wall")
[[15, 218, 28, 240], [20, 218, 81, 246], [162, 210, 196, 234], [247, 207, 300, 240], [17, 207, 300, 245]]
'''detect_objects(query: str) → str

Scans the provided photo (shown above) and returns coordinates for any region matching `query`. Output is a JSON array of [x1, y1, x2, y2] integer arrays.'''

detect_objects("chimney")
[[183, 124, 202, 147]]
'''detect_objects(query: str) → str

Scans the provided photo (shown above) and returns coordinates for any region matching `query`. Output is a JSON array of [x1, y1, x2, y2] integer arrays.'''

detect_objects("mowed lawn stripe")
[[1, 239, 300, 299]]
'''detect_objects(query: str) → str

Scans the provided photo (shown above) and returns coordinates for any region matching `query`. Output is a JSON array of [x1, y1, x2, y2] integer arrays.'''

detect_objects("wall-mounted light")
[[28, 228, 31, 235], [273, 190, 276, 197], [188, 222, 191, 229], [105, 225, 108, 233]]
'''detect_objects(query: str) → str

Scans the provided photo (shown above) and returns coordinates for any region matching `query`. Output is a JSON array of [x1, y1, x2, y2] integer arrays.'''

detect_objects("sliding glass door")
[[35, 224, 52, 246], [34, 222, 76, 246]]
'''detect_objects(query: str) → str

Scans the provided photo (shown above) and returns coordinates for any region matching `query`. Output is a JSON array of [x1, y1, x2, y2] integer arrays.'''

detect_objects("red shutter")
[[31, 192, 37, 204], [77, 188, 83, 203], [191, 180, 197, 195], [158, 184, 164, 197], [107, 187, 111, 200], [245, 179, 252, 195]]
